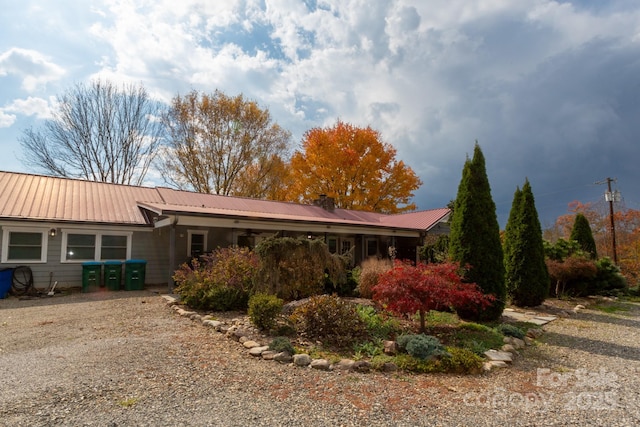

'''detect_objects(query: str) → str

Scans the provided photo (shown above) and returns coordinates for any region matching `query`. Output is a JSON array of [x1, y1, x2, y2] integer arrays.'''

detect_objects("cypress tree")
[[505, 179, 549, 307], [449, 143, 506, 320], [570, 213, 598, 259]]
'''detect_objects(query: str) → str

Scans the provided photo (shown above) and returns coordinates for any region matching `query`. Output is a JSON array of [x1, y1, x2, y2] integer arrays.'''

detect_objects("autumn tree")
[[449, 143, 505, 320], [504, 180, 549, 307], [20, 79, 164, 185], [373, 260, 493, 332], [284, 120, 422, 214], [570, 213, 597, 259], [159, 90, 291, 197]]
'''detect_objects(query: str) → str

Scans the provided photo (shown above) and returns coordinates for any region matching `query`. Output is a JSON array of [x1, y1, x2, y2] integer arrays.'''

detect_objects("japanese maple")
[[372, 260, 494, 332]]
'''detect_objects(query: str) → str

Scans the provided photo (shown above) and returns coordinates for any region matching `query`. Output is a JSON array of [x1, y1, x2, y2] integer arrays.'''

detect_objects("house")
[[0, 171, 450, 291]]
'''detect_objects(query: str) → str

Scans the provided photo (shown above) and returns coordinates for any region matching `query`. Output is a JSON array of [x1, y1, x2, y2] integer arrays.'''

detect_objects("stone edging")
[[162, 294, 567, 374]]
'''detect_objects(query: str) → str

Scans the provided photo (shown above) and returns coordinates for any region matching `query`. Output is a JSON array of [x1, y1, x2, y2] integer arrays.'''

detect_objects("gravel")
[[1, 291, 639, 426]]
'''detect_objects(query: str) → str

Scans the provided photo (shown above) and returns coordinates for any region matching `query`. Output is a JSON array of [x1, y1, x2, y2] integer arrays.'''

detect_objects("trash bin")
[[103, 261, 123, 291], [0, 268, 13, 299], [82, 261, 102, 293], [124, 259, 146, 291]]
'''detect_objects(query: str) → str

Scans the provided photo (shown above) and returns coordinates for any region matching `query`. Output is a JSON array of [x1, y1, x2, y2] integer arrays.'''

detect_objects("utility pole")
[[596, 177, 620, 264]]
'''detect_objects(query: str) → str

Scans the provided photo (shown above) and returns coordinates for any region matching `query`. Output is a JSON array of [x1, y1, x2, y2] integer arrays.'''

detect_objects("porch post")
[[168, 223, 176, 293]]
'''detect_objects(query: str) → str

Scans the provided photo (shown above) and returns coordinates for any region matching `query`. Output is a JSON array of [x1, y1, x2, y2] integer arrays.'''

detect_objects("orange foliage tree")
[[284, 120, 422, 213], [546, 200, 640, 284]]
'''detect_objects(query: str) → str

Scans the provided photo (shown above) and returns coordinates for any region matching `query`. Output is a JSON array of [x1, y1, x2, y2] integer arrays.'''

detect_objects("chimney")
[[314, 194, 335, 212]]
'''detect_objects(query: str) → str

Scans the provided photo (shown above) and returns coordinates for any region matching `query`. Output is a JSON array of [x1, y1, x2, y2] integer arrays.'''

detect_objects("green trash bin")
[[124, 259, 146, 291], [103, 261, 123, 291], [82, 261, 102, 293]]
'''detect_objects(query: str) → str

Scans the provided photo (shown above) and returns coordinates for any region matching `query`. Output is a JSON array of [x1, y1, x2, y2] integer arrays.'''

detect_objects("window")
[[2, 228, 48, 263], [366, 238, 378, 258], [101, 235, 128, 260], [66, 234, 96, 260], [327, 237, 338, 254], [61, 230, 132, 262], [187, 230, 208, 258]]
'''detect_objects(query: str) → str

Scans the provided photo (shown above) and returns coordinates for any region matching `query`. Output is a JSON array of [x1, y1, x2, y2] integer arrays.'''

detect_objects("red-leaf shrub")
[[373, 260, 494, 332]]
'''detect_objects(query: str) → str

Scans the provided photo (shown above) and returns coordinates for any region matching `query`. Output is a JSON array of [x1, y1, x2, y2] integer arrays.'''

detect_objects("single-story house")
[[0, 171, 450, 291]]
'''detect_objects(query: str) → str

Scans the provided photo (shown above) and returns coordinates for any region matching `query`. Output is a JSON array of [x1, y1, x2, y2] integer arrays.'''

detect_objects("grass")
[[592, 303, 631, 313]]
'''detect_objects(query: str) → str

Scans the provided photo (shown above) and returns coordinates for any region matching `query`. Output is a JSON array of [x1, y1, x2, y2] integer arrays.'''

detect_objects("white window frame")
[[187, 230, 208, 257], [1, 226, 49, 263], [61, 230, 132, 263]]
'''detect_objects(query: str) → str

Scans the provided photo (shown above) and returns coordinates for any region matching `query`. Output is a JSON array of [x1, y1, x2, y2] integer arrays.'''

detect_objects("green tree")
[[504, 179, 549, 307], [449, 143, 505, 320], [570, 213, 598, 259]]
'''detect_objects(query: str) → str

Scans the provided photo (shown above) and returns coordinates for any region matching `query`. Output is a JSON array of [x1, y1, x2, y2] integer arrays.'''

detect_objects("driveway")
[[1, 291, 639, 426]]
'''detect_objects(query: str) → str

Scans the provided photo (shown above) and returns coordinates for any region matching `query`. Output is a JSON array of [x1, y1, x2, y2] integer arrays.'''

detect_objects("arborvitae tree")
[[570, 213, 598, 259], [504, 179, 549, 307], [449, 143, 506, 320]]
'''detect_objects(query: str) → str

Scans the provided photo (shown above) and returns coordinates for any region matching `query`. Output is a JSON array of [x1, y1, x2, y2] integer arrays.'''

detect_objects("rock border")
[[162, 295, 557, 374]]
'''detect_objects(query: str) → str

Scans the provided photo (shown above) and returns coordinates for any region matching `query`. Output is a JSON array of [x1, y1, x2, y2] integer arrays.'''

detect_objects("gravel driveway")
[[1, 291, 639, 426]]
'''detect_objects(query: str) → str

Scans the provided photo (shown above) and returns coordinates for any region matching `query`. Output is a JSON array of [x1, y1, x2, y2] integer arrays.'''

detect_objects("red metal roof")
[[0, 171, 449, 231]]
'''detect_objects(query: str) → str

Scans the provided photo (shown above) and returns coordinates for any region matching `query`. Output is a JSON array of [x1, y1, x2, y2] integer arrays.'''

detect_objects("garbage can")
[[103, 261, 123, 291], [124, 259, 146, 291], [82, 261, 102, 292], [0, 268, 13, 299]]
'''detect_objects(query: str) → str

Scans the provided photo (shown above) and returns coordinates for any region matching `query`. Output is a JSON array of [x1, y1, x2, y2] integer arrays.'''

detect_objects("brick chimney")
[[313, 194, 335, 212]]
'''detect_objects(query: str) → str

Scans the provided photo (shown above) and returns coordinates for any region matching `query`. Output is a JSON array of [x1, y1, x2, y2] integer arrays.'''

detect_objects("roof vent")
[[313, 194, 335, 212]]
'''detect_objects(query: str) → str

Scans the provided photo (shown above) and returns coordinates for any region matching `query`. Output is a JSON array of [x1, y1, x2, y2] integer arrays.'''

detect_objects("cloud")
[[2, 96, 53, 119], [0, 48, 66, 92]]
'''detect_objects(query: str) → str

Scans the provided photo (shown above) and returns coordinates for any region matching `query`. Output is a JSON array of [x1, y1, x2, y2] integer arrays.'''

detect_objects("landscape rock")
[[242, 340, 260, 349], [352, 360, 371, 373], [511, 338, 525, 349], [382, 362, 398, 372], [484, 350, 513, 363], [501, 344, 516, 353], [273, 352, 293, 363], [248, 346, 269, 357], [383, 340, 398, 355], [293, 354, 312, 367], [526, 328, 544, 339], [261, 351, 277, 360], [332, 359, 355, 371], [310, 359, 330, 370]]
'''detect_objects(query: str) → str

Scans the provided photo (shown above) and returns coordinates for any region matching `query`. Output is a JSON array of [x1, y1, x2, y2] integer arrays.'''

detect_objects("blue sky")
[[1, 0, 639, 227]]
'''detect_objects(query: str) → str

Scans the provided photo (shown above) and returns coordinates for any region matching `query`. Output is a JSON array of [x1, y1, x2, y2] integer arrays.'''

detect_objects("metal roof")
[[0, 171, 449, 231]]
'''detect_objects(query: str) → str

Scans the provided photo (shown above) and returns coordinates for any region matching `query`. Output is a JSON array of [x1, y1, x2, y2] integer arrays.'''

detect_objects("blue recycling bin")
[[0, 268, 13, 299]]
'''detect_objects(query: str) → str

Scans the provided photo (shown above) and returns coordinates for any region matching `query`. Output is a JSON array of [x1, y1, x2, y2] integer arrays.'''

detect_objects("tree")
[[504, 180, 549, 307], [570, 213, 598, 259], [285, 120, 422, 214], [159, 90, 291, 196], [373, 260, 493, 332], [19, 79, 164, 185], [448, 143, 505, 320]]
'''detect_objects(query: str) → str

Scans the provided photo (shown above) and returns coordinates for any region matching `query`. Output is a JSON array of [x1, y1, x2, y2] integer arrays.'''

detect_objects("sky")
[[1, 0, 639, 228]]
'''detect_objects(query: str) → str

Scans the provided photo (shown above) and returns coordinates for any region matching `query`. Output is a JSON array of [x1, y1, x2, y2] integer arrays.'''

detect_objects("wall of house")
[[0, 223, 171, 291]]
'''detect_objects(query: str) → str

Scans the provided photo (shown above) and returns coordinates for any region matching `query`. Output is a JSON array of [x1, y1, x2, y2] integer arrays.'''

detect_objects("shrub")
[[357, 258, 392, 298], [254, 236, 348, 300], [268, 336, 295, 355], [587, 257, 627, 296], [495, 323, 525, 339], [440, 347, 484, 374], [373, 260, 494, 332], [396, 334, 446, 360], [356, 305, 400, 340], [290, 295, 367, 348], [248, 293, 284, 331], [173, 246, 258, 311]]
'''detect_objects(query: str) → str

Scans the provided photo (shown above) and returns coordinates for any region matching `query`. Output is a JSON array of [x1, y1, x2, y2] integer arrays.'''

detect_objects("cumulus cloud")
[[2, 0, 640, 223], [0, 48, 65, 92]]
